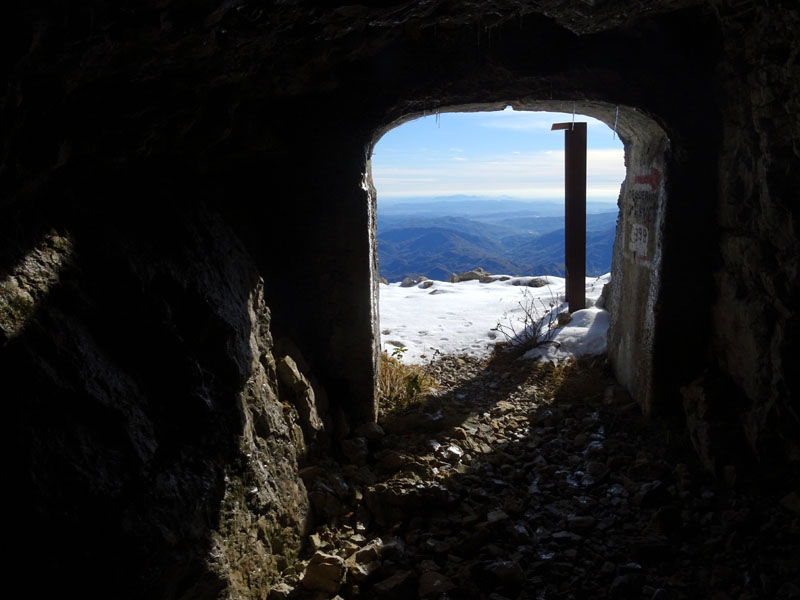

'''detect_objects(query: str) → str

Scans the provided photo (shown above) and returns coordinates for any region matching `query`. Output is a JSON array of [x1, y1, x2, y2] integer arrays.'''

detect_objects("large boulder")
[[448, 268, 491, 283]]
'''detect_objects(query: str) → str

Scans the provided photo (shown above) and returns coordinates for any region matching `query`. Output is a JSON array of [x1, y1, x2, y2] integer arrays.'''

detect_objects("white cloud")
[[372, 148, 625, 198]]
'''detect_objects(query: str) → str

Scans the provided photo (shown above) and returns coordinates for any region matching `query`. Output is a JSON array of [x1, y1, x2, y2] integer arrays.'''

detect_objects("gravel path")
[[272, 353, 800, 599]]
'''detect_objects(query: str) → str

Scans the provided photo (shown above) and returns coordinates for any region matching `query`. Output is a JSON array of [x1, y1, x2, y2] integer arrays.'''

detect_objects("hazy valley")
[[377, 196, 619, 282]]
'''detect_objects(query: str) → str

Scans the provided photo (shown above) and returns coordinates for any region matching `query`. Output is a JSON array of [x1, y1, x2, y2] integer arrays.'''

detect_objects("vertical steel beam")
[[551, 122, 587, 312]]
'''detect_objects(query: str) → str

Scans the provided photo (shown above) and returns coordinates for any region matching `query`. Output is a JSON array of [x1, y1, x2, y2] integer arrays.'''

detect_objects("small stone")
[[418, 571, 455, 597], [503, 496, 524, 515], [609, 573, 643, 598], [486, 543, 505, 557], [493, 401, 516, 415], [619, 562, 643, 574], [298, 465, 324, 483], [418, 559, 440, 572], [567, 515, 596, 533], [481, 559, 524, 594], [277, 355, 325, 438], [451, 427, 468, 440], [636, 480, 670, 508], [487, 509, 509, 523], [341, 437, 369, 466], [449, 267, 491, 283], [377, 449, 406, 471], [462, 513, 480, 525], [511, 521, 531, 539], [552, 530, 582, 542], [302, 551, 345, 594], [528, 277, 549, 287], [309, 533, 326, 551], [346, 558, 381, 583], [355, 421, 386, 441], [268, 583, 294, 599], [354, 539, 383, 563], [779, 491, 800, 515], [339, 539, 360, 557], [585, 461, 609, 481], [437, 444, 464, 462], [372, 570, 416, 599]]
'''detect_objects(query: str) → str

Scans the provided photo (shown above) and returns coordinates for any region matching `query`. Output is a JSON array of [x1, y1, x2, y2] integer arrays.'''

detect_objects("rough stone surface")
[[3, 205, 310, 598], [705, 2, 800, 469], [277, 354, 328, 455]]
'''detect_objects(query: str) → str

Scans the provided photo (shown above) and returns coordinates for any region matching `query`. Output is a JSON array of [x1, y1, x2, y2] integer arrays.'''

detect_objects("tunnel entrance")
[[365, 101, 670, 418], [368, 106, 623, 362], [371, 107, 624, 285]]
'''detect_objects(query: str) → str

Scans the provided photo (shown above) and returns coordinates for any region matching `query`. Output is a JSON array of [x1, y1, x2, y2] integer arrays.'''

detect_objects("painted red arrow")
[[635, 168, 663, 190]]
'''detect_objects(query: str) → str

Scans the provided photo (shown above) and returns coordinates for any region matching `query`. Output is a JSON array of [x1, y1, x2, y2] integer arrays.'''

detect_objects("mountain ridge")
[[377, 199, 618, 282]]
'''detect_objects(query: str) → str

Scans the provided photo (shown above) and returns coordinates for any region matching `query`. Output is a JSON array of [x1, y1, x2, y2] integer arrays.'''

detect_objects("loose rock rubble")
[[274, 354, 800, 599]]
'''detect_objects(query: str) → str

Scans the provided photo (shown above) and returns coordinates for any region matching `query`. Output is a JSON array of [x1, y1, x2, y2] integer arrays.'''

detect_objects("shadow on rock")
[[282, 356, 800, 599]]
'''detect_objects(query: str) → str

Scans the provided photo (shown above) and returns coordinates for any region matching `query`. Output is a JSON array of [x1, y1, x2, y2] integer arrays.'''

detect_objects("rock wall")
[[688, 0, 800, 472], [2, 190, 314, 598], [606, 113, 671, 416]]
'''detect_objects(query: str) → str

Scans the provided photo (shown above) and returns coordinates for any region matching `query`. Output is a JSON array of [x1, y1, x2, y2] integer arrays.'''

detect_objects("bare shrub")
[[492, 285, 565, 352]]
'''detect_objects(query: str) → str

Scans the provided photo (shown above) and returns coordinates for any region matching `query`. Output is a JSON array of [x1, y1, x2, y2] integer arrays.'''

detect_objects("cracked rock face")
[[3, 204, 312, 598]]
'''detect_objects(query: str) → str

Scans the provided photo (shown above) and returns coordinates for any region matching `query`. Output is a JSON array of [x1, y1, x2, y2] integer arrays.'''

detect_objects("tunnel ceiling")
[[4, 0, 720, 186], [9, 0, 707, 102]]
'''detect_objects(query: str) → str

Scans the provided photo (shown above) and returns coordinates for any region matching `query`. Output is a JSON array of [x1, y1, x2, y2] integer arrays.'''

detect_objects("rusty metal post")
[[551, 122, 587, 312]]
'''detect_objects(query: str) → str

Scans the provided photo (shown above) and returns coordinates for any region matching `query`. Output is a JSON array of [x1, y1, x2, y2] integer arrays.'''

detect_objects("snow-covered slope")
[[379, 274, 610, 364]]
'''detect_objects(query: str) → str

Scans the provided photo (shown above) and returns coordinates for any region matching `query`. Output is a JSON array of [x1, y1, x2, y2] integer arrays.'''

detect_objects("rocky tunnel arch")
[[366, 100, 671, 417], [5, 1, 798, 596], [174, 6, 728, 448]]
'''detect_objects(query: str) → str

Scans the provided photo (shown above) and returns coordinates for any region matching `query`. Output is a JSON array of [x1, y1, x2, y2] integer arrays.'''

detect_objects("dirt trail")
[[273, 354, 800, 600]]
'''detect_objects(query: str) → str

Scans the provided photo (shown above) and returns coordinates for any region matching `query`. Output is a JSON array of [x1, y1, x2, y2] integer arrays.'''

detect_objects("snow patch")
[[522, 306, 609, 362], [379, 274, 610, 364]]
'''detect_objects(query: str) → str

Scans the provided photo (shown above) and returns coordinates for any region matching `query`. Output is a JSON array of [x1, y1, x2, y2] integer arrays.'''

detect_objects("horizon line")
[[378, 195, 620, 204]]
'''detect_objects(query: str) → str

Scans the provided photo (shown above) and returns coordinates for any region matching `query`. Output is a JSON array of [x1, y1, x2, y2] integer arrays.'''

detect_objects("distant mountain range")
[[377, 197, 618, 282]]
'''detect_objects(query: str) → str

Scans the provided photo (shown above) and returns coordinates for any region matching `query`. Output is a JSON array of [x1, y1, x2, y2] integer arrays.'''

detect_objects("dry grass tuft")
[[377, 351, 437, 415]]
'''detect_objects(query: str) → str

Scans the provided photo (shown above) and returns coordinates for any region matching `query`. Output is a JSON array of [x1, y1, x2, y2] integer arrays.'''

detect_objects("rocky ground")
[[271, 352, 800, 600]]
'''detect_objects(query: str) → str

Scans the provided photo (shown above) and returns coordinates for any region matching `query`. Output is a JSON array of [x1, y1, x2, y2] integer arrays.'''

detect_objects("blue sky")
[[371, 107, 625, 203]]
